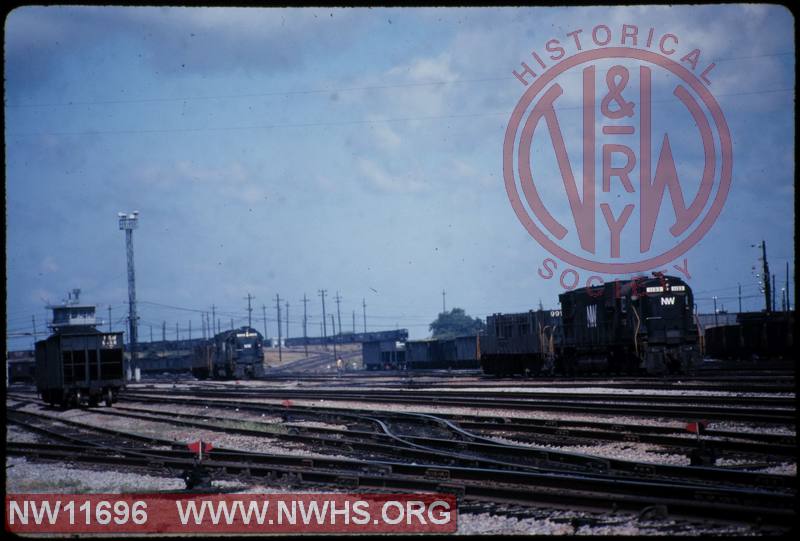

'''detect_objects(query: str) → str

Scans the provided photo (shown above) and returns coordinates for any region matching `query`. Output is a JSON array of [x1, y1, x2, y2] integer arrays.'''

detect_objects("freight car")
[[7, 356, 36, 384], [705, 311, 795, 360], [481, 274, 701, 376], [191, 326, 264, 379], [480, 310, 562, 375], [35, 290, 125, 408], [406, 335, 481, 370], [362, 339, 406, 370], [285, 329, 408, 347]]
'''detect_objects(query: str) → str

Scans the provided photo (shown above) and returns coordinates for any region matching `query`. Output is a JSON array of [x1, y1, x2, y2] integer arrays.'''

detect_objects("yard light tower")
[[119, 211, 140, 379]]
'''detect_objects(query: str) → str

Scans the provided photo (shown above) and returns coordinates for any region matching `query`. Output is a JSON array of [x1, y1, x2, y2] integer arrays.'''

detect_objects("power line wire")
[[6, 50, 793, 110], [7, 87, 793, 138]]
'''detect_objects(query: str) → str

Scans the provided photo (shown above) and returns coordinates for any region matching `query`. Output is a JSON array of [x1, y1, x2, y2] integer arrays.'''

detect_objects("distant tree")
[[429, 308, 485, 339]]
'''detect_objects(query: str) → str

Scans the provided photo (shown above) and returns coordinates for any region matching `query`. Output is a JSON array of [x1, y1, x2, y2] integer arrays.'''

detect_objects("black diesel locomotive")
[[192, 326, 264, 379], [481, 274, 701, 376]]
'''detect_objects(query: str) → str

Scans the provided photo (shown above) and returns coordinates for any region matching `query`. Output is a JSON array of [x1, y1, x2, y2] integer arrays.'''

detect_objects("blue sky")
[[5, 6, 795, 349]]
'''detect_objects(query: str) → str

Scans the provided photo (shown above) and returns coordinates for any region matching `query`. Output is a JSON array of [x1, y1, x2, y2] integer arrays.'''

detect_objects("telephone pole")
[[245, 294, 254, 328], [442, 289, 446, 313], [162, 321, 166, 342], [772, 274, 776, 312], [176, 322, 179, 341], [275, 294, 283, 364], [285, 301, 290, 338], [108, 306, 112, 332], [301, 294, 309, 357], [362, 298, 367, 332], [334, 291, 342, 336], [331, 314, 338, 364], [318, 289, 328, 345], [787, 261, 791, 311], [738, 283, 742, 313], [150, 325, 153, 343], [262, 305, 268, 340], [32, 316, 38, 343], [189, 320, 192, 340], [118, 210, 140, 376], [352, 310, 356, 333], [211, 305, 217, 334], [761, 240, 771, 313]]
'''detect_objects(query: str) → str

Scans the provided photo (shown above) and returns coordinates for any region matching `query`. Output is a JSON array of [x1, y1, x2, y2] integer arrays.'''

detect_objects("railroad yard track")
[[8, 395, 792, 484], [7, 372, 796, 532], [95, 392, 794, 454], [123, 370, 797, 396], [122, 386, 797, 424], [5, 404, 796, 528]]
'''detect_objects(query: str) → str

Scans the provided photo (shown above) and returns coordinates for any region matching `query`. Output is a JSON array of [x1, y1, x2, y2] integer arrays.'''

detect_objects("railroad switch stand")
[[183, 440, 215, 490], [689, 444, 717, 467], [182, 460, 213, 490], [685, 421, 716, 466]]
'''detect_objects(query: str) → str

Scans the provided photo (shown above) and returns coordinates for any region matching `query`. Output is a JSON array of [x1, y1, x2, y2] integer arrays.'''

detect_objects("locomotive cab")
[[634, 277, 700, 374]]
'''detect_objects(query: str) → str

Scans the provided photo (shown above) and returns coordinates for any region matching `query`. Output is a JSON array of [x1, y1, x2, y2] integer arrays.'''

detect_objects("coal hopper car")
[[35, 290, 125, 408]]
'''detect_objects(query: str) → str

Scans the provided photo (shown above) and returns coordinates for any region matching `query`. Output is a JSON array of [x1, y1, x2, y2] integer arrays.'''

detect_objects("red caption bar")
[[6, 493, 457, 534]]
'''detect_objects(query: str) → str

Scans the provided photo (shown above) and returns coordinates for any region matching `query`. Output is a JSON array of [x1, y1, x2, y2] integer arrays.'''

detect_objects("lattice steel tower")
[[118, 211, 140, 376]]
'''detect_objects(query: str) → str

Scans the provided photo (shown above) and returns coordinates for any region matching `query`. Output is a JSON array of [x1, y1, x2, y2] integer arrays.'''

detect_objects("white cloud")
[[370, 118, 403, 150], [40, 256, 59, 274], [132, 160, 268, 205], [357, 158, 428, 194]]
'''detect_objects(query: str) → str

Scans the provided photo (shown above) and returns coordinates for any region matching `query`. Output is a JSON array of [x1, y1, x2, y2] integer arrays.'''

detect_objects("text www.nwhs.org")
[[6, 493, 457, 534], [175, 498, 453, 526]]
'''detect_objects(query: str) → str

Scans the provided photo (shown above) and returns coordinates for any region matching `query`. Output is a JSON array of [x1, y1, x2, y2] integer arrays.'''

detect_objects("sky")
[[4, 5, 795, 350]]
